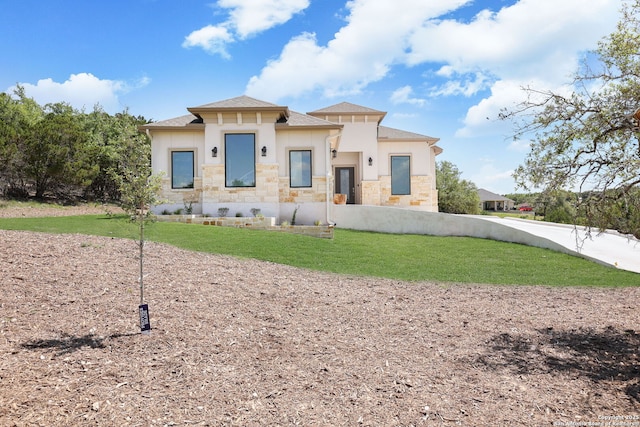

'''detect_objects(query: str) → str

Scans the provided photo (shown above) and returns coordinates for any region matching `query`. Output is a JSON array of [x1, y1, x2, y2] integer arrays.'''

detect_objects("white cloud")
[[221, 0, 310, 38], [470, 160, 516, 195], [454, 79, 528, 138], [7, 73, 149, 113], [429, 71, 491, 97], [410, 0, 619, 137], [246, 0, 619, 140], [246, 0, 471, 100], [390, 86, 425, 106], [182, 25, 234, 58], [183, 0, 309, 56], [407, 0, 617, 78]]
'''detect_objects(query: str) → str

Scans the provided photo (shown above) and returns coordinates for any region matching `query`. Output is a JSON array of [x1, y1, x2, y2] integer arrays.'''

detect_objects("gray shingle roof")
[[478, 188, 514, 202], [308, 102, 386, 115], [191, 95, 283, 110], [378, 125, 438, 142], [277, 110, 343, 129], [139, 114, 203, 129]]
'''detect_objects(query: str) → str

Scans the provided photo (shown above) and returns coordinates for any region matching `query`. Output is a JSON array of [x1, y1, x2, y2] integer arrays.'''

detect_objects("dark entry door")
[[335, 167, 355, 204]]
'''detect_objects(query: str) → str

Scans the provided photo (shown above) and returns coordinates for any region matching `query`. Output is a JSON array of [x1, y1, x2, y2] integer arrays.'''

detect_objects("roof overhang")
[[187, 105, 290, 119]]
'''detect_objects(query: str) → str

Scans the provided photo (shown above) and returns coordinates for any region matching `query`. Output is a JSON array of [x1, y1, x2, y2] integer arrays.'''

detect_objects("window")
[[289, 150, 312, 187], [391, 155, 411, 195], [225, 133, 255, 187], [171, 151, 194, 189]]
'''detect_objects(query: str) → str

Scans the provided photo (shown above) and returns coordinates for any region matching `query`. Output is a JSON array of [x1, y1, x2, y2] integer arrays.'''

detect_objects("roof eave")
[[187, 106, 290, 117], [138, 123, 205, 132], [275, 123, 344, 130]]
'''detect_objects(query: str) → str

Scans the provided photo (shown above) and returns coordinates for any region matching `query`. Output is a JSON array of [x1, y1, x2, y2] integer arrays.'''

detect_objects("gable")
[[308, 102, 387, 124]]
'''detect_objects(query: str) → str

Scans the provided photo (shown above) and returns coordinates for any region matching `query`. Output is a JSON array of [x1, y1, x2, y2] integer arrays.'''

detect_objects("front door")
[[335, 167, 355, 204]]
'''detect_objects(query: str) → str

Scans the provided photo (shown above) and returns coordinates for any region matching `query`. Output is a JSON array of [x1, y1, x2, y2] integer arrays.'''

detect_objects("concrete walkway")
[[332, 205, 640, 274]]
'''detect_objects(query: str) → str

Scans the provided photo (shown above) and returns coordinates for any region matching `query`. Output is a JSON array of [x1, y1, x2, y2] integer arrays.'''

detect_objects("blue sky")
[[0, 0, 622, 195]]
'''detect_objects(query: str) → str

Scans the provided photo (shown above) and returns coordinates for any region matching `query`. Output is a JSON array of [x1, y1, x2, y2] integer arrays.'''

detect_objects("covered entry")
[[335, 166, 356, 204]]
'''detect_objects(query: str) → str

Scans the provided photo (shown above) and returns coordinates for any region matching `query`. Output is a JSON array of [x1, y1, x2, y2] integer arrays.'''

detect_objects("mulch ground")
[[0, 205, 639, 426]]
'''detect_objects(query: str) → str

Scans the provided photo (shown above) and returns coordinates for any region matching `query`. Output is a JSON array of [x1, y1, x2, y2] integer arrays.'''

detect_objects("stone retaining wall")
[[154, 215, 334, 238]]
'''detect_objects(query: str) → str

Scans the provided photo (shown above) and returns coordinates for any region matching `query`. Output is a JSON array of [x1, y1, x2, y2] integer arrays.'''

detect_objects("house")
[[478, 188, 515, 211], [139, 95, 442, 225]]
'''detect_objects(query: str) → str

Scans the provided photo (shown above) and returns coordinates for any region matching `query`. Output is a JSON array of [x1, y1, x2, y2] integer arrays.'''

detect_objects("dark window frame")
[[289, 149, 313, 188], [225, 133, 256, 188], [171, 150, 195, 189], [391, 155, 411, 195]]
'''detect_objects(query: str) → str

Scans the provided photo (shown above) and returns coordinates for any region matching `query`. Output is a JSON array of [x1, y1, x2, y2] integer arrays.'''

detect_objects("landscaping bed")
[[0, 205, 638, 425]]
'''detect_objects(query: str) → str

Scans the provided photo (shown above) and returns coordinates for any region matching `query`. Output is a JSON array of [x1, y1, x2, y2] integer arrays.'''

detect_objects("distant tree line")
[[505, 189, 640, 238], [0, 87, 150, 202], [436, 158, 640, 237]]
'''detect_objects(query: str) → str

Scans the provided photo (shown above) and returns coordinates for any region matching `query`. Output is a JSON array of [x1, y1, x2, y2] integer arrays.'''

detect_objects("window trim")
[[289, 149, 313, 188], [224, 133, 256, 188], [390, 155, 411, 195], [170, 150, 195, 190]]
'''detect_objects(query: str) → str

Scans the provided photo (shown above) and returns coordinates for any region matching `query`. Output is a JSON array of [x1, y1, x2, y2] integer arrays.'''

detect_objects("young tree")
[[436, 160, 481, 214], [109, 113, 163, 333], [502, 0, 640, 234]]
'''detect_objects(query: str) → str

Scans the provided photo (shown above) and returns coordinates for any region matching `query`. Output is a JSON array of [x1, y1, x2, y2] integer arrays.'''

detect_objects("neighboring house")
[[139, 95, 442, 225], [478, 188, 515, 211]]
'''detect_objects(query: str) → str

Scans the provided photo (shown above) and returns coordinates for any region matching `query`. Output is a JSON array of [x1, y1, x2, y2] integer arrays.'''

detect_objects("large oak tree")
[[503, 0, 640, 236]]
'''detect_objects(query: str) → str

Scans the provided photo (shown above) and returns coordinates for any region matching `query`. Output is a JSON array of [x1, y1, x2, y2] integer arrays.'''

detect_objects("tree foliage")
[[0, 88, 151, 202], [502, 0, 640, 235], [436, 161, 480, 214]]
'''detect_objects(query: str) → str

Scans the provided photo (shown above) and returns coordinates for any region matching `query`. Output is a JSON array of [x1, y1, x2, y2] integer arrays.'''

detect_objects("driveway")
[[476, 216, 640, 274], [333, 205, 640, 275]]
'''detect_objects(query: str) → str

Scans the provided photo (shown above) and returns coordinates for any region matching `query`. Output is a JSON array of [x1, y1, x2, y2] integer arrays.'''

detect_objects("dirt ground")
[[0, 205, 639, 426]]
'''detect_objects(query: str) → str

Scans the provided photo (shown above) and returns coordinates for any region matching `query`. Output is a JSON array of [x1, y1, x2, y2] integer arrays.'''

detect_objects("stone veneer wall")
[[379, 175, 438, 211], [154, 215, 334, 238], [200, 163, 280, 204], [361, 181, 381, 206], [159, 177, 203, 205], [278, 176, 328, 203]]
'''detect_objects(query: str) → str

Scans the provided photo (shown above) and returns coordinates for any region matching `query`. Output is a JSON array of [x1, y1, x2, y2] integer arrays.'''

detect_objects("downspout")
[[325, 133, 341, 226]]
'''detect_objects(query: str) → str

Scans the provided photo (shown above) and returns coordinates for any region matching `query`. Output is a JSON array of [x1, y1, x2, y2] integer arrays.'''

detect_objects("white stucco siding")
[[377, 141, 433, 176], [338, 122, 378, 152], [337, 122, 378, 180], [275, 129, 331, 178], [150, 131, 205, 176], [203, 122, 278, 166]]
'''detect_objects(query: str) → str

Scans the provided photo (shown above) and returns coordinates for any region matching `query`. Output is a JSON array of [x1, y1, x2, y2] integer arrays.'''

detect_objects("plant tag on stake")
[[139, 304, 151, 334]]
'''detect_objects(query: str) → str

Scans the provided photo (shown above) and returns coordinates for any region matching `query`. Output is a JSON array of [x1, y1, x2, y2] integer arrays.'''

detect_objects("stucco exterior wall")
[[377, 141, 433, 176], [276, 129, 331, 179], [150, 131, 205, 177], [146, 99, 442, 218], [338, 122, 379, 181]]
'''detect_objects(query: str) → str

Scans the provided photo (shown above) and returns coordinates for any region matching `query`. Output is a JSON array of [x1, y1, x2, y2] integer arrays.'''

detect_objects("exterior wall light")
[[332, 149, 337, 158], [212, 147, 218, 157], [261, 146, 267, 157], [368, 157, 373, 166]]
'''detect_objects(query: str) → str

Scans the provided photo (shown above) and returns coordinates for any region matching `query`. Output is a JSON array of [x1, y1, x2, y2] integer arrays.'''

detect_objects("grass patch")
[[0, 214, 637, 287]]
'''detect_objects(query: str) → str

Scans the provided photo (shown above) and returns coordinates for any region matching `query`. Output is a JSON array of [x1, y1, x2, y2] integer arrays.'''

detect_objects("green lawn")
[[0, 214, 638, 287]]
